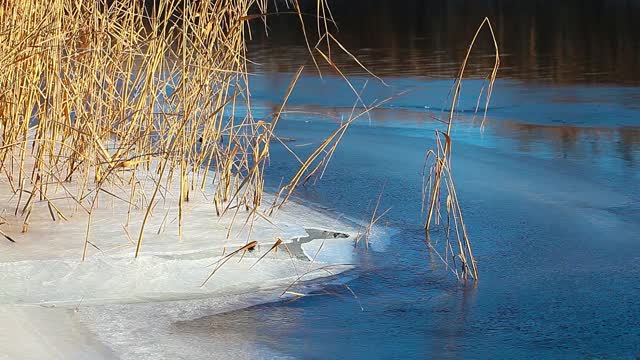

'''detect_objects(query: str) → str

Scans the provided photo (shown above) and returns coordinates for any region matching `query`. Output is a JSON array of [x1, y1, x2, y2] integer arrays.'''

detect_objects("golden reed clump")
[[0, 0, 285, 257], [0, 0, 370, 260], [0, 0, 494, 282]]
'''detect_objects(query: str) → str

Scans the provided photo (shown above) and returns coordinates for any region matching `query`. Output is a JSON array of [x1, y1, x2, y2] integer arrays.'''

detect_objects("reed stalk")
[[422, 18, 500, 281]]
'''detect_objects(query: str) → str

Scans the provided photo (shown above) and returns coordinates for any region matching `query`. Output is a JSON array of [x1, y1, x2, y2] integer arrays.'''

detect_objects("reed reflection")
[[248, 0, 640, 84], [267, 103, 640, 173]]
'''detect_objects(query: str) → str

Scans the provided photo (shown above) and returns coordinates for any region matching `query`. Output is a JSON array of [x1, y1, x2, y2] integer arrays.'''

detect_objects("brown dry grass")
[[0, 1, 498, 286], [422, 18, 500, 281], [0, 0, 388, 264]]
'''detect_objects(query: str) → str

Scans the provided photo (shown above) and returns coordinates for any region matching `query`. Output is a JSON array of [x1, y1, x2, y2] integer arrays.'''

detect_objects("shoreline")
[[0, 225, 359, 360], [0, 222, 361, 359], [0, 156, 364, 358]]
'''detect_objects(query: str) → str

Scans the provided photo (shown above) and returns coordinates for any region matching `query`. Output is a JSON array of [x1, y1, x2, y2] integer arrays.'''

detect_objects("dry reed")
[[422, 18, 500, 281], [1, 0, 499, 288], [0, 0, 264, 258], [0, 0, 388, 268]]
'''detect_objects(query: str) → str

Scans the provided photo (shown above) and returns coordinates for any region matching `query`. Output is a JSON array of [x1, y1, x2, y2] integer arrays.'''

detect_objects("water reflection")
[[492, 121, 640, 165], [175, 278, 480, 359], [259, 102, 640, 173], [248, 0, 640, 84]]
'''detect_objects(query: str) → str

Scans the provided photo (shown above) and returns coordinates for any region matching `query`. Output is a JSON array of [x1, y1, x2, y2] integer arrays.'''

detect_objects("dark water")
[[248, 0, 640, 84], [185, 2, 640, 358]]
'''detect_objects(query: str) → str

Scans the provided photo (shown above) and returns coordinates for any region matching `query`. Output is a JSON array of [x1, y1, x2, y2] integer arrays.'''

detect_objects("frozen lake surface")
[[3, 0, 639, 358], [173, 1, 640, 357], [180, 73, 638, 359]]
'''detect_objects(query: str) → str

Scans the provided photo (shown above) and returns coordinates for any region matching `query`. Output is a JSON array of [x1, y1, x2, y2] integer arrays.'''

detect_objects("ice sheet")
[[0, 158, 362, 359]]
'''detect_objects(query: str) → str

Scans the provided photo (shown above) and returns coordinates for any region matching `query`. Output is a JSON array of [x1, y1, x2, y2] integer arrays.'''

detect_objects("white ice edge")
[[0, 153, 361, 301], [0, 153, 379, 358]]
